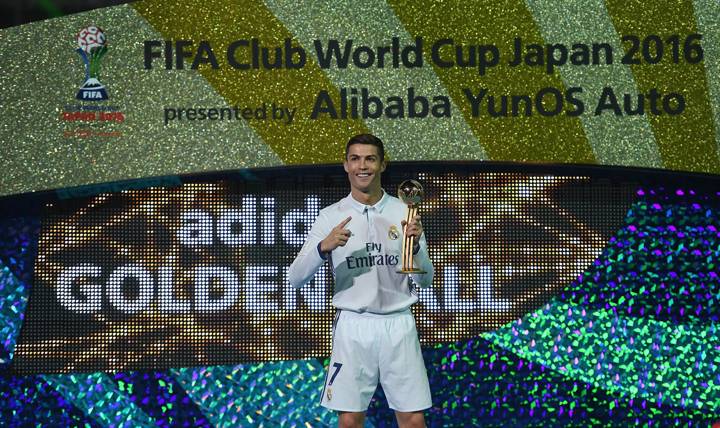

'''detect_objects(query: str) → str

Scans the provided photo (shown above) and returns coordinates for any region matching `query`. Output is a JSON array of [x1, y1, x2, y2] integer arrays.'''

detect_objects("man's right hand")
[[319, 216, 352, 253]]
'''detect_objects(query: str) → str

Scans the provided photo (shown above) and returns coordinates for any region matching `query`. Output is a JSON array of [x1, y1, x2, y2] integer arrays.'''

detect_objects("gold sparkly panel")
[[13, 171, 634, 373], [0, 5, 283, 197], [388, 0, 595, 162], [606, 0, 720, 173], [2, 1, 718, 197], [263, 0, 488, 161], [133, 0, 368, 165], [524, 0, 662, 168]]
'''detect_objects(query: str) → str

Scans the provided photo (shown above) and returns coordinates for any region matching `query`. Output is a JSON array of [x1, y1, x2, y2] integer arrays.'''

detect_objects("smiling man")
[[288, 133, 434, 428]]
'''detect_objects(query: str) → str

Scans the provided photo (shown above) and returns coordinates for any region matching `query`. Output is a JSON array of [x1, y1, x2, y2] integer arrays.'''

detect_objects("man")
[[288, 133, 434, 428]]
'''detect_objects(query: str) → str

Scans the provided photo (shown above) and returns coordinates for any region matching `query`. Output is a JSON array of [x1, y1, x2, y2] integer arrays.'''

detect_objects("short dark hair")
[[345, 133, 385, 162]]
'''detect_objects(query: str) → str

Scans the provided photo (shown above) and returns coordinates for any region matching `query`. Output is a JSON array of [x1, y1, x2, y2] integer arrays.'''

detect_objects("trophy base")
[[396, 269, 427, 274]]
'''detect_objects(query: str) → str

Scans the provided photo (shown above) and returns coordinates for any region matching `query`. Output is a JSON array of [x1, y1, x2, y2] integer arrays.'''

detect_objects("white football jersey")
[[288, 191, 433, 314]]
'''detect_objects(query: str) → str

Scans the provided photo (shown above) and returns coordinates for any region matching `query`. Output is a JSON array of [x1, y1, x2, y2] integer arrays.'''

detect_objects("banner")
[[0, 0, 719, 197]]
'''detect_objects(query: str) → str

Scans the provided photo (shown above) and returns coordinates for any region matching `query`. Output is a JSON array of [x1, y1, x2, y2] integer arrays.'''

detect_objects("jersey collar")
[[343, 189, 389, 213]]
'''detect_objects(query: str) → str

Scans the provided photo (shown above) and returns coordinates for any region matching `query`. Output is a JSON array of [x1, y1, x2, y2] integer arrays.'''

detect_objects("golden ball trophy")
[[397, 179, 426, 274]]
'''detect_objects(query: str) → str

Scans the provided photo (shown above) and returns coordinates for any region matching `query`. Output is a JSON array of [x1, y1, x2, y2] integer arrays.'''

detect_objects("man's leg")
[[379, 314, 432, 423], [338, 411, 365, 428], [395, 410, 425, 428], [322, 312, 378, 416]]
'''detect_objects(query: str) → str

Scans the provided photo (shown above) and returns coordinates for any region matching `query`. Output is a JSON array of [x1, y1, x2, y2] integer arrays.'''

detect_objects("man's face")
[[344, 143, 386, 194]]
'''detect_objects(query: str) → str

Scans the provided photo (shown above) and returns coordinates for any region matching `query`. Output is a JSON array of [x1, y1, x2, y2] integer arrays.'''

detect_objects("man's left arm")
[[411, 233, 434, 288], [403, 214, 434, 288]]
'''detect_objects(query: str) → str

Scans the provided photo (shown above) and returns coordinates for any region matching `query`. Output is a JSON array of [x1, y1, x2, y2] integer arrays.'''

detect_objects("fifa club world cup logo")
[[76, 25, 108, 100]]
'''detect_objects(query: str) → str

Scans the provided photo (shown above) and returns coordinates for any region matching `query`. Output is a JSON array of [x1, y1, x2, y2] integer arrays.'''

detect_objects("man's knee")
[[395, 410, 426, 428], [338, 411, 365, 428]]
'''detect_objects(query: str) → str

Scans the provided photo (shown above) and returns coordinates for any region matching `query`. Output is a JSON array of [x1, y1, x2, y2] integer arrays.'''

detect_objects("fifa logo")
[[75, 25, 109, 100]]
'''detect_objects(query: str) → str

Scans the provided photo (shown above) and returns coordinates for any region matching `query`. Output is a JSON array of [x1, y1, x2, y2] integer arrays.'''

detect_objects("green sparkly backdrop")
[[1, 0, 719, 197]]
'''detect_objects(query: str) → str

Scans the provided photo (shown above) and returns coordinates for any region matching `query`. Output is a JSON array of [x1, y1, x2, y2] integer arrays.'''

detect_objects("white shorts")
[[320, 309, 432, 412]]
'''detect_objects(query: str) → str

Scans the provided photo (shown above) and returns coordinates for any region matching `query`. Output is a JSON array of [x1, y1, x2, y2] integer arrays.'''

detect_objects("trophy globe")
[[397, 179, 424, 207]]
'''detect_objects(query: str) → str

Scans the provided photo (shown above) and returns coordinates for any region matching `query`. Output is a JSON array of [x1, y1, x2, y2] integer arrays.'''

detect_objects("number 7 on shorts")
[[329, 362, 343, 385]]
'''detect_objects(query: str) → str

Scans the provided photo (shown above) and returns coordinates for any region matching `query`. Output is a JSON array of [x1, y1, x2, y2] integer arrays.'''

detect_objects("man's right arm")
[[288, 214, 352, 288], [288, 212, 329, 289]]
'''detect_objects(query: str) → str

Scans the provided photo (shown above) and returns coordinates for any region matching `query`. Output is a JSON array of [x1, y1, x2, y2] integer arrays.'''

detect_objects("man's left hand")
[[401, 214, 423, 239]]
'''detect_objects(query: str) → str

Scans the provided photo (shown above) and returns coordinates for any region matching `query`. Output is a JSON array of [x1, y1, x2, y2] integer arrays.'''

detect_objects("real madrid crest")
[[327, 388, 332, 401], [388, 225, 400, 240]]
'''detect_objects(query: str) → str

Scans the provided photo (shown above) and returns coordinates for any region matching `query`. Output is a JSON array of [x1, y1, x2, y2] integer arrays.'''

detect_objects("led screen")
[[13, 165, 635, 373]]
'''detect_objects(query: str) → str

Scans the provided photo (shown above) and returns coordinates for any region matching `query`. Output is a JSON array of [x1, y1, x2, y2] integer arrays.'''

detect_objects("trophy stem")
[[402, 205, 418, 271], [396, 179, 426, 274]]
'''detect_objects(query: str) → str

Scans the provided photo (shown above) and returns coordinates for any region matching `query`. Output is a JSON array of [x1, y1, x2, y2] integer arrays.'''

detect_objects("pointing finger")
[[338, 216, 352, 228]]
